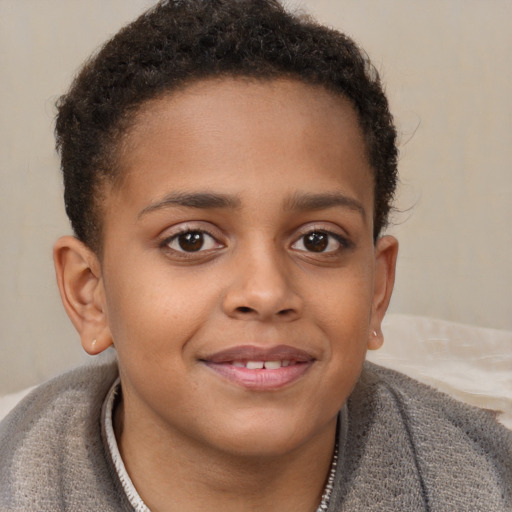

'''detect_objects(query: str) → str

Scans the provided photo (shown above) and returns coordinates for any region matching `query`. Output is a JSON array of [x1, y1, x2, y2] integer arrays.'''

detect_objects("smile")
[[232, 360, 294, 369], [201, 345, 315, 391]]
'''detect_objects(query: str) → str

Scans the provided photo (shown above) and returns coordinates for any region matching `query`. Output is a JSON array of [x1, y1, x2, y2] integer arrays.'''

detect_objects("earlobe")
[[53, 236, 113, 355], [81, 325, 114, 355], [368, 235, 398, 351], [368, 329, 383, 351]]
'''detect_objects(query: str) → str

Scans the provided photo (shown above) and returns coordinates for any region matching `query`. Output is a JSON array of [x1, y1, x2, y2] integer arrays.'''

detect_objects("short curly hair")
[[55, 0, 397, 251]]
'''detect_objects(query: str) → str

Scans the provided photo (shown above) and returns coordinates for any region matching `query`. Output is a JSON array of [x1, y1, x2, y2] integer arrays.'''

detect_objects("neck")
[[114, 398, 339, 512]]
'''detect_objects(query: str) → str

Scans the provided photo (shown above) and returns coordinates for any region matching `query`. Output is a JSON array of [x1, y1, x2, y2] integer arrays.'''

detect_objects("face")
[[97, 78, 396, 457]]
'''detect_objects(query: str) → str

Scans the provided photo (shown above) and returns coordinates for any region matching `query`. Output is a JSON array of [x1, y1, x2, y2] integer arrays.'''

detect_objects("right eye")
[[291, 230, 348, 254], [164, 230, 221, 253]]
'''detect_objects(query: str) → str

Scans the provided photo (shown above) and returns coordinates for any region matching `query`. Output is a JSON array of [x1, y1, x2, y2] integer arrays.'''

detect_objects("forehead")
[[108, 78, 373, 221]]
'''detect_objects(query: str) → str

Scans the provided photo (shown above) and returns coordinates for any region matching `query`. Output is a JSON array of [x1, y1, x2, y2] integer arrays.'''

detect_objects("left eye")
[[291, 231, 344, 253], [165, 231, 220, 253]]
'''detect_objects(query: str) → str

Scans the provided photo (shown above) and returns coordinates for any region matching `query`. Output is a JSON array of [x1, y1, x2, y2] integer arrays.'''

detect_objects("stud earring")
[[372, 330, 378, 337]]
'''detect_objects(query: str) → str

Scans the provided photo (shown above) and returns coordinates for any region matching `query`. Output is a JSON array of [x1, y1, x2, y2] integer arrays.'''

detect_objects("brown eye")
[[303, 232, 328, 252], [165, 230, 220, 253], [291, 230, 346, 253], [178, 232, 204, 252]]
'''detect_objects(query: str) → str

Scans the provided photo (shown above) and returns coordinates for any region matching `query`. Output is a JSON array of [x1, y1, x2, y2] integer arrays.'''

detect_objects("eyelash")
[[291, 229, 351, 254], [159, 226, 351, 259], [160, 228, 222, 255]]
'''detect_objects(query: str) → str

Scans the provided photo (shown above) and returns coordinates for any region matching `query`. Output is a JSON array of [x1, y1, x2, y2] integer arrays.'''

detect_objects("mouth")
[[200, 345, 315, 391]]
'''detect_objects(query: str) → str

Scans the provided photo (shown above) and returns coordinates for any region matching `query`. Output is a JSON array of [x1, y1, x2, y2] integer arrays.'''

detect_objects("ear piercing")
[[372, 330, 378, 337]]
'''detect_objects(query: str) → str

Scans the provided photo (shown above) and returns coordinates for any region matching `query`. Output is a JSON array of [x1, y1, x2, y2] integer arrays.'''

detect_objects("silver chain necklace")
[[315, 439, 339, 512]]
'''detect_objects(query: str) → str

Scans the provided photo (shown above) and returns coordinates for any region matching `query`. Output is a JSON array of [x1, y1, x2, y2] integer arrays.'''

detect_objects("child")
[[1, 1, 510, 511]]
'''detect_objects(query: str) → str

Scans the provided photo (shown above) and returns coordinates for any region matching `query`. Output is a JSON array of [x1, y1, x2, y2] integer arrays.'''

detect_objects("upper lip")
[[201, 344, 315, 363]]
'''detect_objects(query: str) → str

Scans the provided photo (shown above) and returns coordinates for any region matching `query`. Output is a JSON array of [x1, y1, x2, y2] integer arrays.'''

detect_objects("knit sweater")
[[1, 358, 510, 511]]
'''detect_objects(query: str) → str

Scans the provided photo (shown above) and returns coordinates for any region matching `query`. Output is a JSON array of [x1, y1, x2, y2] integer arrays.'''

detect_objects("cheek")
[[103, 260, 222, 359], [311, 264, 374, 324], [307, 263, 374, 368]]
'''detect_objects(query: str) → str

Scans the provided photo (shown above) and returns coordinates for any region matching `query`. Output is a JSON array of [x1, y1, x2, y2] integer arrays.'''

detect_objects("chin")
[[206, 412, 333, 459], [220, 433, 304, 459]]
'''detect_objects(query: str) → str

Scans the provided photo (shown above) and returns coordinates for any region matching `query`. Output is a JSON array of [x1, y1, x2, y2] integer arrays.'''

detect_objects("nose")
[[222, 246, 303, 322]]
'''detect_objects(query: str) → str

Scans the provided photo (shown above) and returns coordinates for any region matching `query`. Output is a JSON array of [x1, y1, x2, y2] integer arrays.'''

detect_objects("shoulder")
[[357, 361, 511, 441], [0, 353, 118, 440], [0, 352, 129, 511], [340, 362, 512, 511]]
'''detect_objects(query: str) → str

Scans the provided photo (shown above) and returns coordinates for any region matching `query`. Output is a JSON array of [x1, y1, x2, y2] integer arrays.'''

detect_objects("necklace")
[[315, 439, 339, 512], [107, 380, 340, 512]]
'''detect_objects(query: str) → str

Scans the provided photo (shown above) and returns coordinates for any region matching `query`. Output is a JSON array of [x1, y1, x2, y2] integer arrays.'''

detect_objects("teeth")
[[246, 361, 264, 369], [230, 360, 295, 370]]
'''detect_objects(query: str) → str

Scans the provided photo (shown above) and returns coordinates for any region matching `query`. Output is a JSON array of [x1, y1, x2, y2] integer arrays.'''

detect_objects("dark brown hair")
[[55, 0, 397, 251]]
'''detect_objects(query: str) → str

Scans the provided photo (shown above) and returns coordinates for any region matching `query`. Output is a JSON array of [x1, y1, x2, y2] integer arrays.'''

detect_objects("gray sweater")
[[1, 358, 511, 511]]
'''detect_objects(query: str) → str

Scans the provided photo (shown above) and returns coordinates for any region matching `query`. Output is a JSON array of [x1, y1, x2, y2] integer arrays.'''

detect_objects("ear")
[[368, 235, 398, 351], [53, 236, 113, 355]]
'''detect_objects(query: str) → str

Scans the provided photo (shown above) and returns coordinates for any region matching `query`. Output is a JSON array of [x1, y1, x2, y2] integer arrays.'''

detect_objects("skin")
[[54, 78, 398, 512]]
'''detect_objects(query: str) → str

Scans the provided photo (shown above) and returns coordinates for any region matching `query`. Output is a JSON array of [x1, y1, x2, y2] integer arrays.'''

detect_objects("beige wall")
[[1, 0, 510, 394]]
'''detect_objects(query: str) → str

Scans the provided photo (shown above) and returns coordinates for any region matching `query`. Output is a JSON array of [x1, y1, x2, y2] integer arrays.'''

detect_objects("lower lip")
[[203, 362, 313, 391]]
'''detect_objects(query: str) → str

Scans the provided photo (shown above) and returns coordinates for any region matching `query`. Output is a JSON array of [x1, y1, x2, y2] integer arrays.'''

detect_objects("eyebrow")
[[285, 192, 366, 218], [138, 190, 365, 219], [138, 191, 241, 218]]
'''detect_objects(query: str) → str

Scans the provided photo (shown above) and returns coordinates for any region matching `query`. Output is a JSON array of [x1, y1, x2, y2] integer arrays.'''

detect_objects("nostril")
[[236, 306, 254, 314]]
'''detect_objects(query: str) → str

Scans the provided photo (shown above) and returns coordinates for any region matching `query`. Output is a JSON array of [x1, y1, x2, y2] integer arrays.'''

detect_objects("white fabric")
[[103, 378, 150, 512], [368, 314, 512, 428]]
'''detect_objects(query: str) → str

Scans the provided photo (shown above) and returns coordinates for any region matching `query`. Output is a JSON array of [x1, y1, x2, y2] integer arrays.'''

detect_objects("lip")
[[201, 344, 315, 391]]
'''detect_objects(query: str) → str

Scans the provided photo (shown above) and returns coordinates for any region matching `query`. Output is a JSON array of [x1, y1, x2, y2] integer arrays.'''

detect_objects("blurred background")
[[1, 0, 511, 394]]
